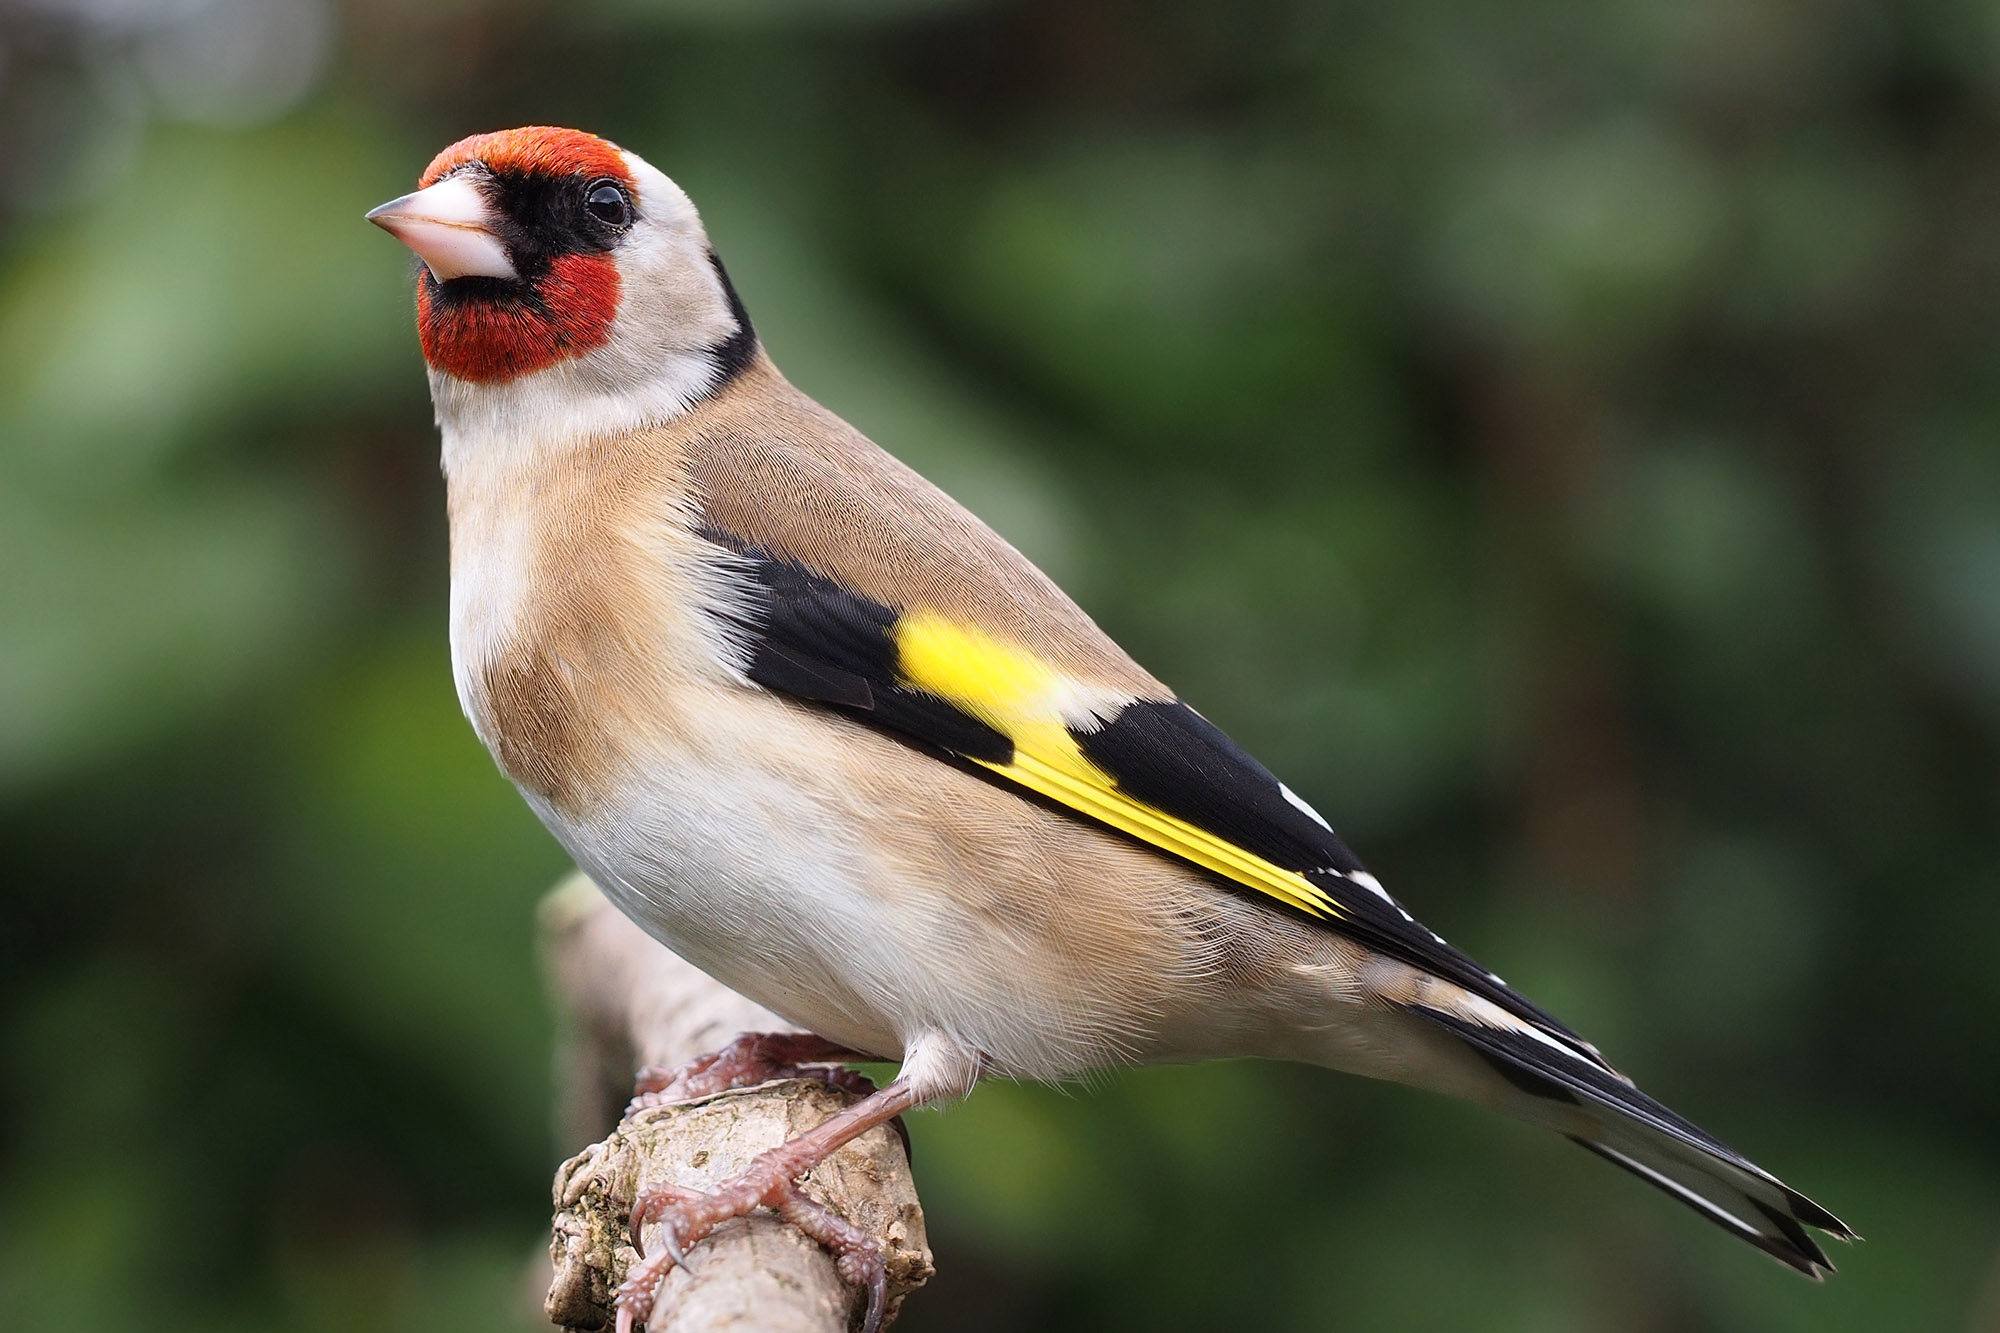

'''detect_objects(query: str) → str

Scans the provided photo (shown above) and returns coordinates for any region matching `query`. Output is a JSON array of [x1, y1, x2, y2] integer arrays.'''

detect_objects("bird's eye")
[[584, 180, 631, 228]]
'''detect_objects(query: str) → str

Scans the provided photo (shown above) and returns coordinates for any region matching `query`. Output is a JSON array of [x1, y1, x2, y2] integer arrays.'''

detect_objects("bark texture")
[[539, 873, 932, 1331]]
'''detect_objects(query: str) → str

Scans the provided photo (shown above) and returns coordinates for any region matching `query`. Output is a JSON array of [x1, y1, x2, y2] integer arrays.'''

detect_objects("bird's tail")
[[1397, 995, 1856, 1276]]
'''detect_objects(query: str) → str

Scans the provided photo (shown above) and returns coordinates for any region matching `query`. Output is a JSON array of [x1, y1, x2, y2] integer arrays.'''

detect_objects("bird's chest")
[[447, 495, 539, 736], [442, 440, 725, 820], [443, 472, 906, 1049]]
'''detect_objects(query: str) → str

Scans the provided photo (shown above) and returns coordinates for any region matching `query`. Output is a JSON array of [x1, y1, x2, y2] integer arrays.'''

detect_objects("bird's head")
[[369, 127, 755, 443]]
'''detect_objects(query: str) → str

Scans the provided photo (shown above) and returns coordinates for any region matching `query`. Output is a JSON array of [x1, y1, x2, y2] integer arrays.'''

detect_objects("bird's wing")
[[697, 523, 1593, 1056]]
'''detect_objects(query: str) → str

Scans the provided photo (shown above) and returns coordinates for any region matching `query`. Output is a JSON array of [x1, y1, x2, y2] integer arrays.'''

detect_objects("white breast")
[[448, 536, 535, 738], [544, 720, 912, 1062]]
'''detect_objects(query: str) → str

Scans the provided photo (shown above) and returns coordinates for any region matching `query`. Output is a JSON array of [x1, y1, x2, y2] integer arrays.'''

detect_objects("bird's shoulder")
[[677, 357, 1164, 699]]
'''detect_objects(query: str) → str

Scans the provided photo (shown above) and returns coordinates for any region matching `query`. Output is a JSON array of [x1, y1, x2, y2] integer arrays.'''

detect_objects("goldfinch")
[[369, 127, 1852, 1330]]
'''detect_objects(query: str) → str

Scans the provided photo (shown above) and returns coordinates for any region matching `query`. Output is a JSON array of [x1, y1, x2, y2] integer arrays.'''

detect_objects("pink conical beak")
[[367, 174, 518, 282]]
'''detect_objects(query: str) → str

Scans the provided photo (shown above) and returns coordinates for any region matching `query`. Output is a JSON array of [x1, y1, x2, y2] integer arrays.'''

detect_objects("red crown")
[[420, 126, 634, 188]]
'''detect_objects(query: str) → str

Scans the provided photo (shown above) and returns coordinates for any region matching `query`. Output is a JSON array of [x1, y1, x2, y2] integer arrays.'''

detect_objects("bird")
[[368, 126, 1853, 1331]]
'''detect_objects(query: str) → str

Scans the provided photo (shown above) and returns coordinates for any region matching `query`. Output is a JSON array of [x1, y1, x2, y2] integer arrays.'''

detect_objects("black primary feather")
[[1074, 699, 1597, 1054], [706, 535, 1014, 765]]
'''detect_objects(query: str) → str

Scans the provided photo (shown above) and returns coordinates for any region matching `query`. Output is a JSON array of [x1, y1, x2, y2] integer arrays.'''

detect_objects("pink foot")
[[628, 1031, 877, 1115], [614, 1172, 891, 1333], [613, 1075, 922, 1333]]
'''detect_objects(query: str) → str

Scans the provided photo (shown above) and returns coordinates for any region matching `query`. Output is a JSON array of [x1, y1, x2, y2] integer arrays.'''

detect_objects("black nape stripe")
[[704, 251, 760, 387]]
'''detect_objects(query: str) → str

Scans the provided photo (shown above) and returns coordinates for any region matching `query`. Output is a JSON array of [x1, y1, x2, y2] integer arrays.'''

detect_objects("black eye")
[[584, 180, 630, 228]]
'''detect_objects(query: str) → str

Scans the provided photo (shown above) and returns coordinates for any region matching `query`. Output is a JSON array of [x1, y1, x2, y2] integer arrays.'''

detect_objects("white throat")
[[430, 344, 726, 474]]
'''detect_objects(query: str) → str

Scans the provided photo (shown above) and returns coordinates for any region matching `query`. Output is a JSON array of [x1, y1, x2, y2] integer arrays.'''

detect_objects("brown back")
[[673, 355, 1168, 697]]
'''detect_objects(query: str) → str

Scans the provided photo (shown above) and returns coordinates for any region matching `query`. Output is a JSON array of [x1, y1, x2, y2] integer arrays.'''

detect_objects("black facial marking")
[[435, 162, 638, 288]]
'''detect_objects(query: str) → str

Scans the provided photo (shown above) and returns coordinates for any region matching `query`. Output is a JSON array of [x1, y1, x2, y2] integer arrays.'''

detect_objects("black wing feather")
[[710, 534, 1015, 764], [1077, 699, 1590, 1047]]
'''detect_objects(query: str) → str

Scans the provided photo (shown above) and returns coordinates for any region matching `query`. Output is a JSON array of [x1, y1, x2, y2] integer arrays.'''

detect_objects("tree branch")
[[538, 873, 933, 1331]]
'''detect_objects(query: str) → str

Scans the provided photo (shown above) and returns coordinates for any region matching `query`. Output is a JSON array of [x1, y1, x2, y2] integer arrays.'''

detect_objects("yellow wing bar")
[[983, 747, 1338, 918], [892, 612, 1341, 921]]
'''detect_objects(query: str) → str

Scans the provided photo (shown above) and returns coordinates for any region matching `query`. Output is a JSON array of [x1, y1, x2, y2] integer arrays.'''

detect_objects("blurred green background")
[[3, 0, 1998, 1329]]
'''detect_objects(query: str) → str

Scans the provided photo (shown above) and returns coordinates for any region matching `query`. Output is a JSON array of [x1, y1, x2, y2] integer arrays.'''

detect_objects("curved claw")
[[629, 1183, 703, 1255], [614, 1071, 921, 1331], [778, 1182, 892, 1331], [627, 1211, 693, 1274], [857, 1258, 889, 1333], [656, 1223, 691, 1275]]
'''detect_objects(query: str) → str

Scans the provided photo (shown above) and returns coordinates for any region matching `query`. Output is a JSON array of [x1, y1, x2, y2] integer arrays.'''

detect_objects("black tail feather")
[[1403, 1001, 1854, 1277]]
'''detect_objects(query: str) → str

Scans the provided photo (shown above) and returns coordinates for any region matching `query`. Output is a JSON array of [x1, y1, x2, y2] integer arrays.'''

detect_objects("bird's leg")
[[628, 1031, 877, 1113], [614, 1076, 924, 1333]]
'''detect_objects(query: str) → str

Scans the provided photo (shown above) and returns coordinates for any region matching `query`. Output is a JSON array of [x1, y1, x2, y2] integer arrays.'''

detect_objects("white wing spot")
[[1345, 870, 1394, 904], [1280, 783, 1333, 830]]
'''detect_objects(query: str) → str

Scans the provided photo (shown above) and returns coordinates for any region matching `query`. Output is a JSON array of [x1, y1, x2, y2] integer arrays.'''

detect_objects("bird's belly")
[[541, 751, 912, 1062], [522, 686, 1214, 1080]]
